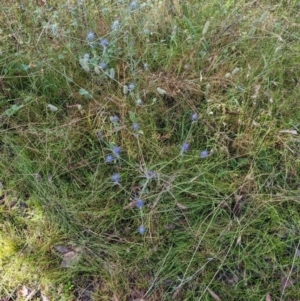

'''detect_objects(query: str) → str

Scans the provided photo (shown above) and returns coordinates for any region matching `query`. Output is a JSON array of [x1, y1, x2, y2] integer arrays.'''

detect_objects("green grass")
[[1, 0, 300, 300]]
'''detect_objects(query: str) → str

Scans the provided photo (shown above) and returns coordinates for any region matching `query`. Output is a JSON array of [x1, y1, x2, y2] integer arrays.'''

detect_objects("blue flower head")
[[100, 38, 108, 47], [111, 173, 120, 184], [99, 62, 107, 70], [112, 146, 121, 158], [191, 113, 198, 121], [105, 154, 113, 163], [144, 170, 156, 180], [130, 1, 138, 10], [110, 115, 119, 123], [132, 123, 139, 131], [180, 142, 189, 153], [86, 31, 95, 42], [127, 83, 135, 92], [111, 20, 119, 31], [135, 198, 144, 209], [200, 150, 209, 158], [138, 225, 145, 234]]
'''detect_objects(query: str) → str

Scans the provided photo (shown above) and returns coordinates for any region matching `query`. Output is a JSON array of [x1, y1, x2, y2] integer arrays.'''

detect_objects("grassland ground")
[[1, 0, 300, 300]]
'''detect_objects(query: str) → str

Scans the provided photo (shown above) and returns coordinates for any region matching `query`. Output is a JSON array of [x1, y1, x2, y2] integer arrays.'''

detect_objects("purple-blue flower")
[[191, 113, 198, 121], [112, 146, 121, 158], [200, 150, 209, 158], [111, 173, 120, 184], [86, 31, 95, 42], [105, 154, 113, 163], [132, 123, 139, 131], [110, 115, 119, 123], [130, 1, 138, 10], [100, 38, 108, 47], [180, 142, 189, 153], [127, 83, 135, 92], [99, 62, 107, 70], [111, 20, 119, 31], [138, 225, 145, 234], [144, 170, 156, 180], [135, 199, 144, 209]]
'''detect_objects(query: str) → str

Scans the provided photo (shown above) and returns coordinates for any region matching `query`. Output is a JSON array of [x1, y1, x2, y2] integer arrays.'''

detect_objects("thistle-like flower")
[[191, 113, 198, 121], [127, 83, 135, 92], [99, 62, 107, 70], [111, 20, 119, 31], [200, 150, 209, 158], [144, 170, 156, 180], [132, 123, 139, 131], [86, 31, 95, 42], [138, 225, 145, 234], [135, 198, 144, 209], [111, 173, 120, 184], [100, 38, 108, 47], [112, 146, 121, 158], [130, 1, 138, 10], [180, 142, 189, 154], [105, 154, 113, 163], [110, 115, 119, 123]]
